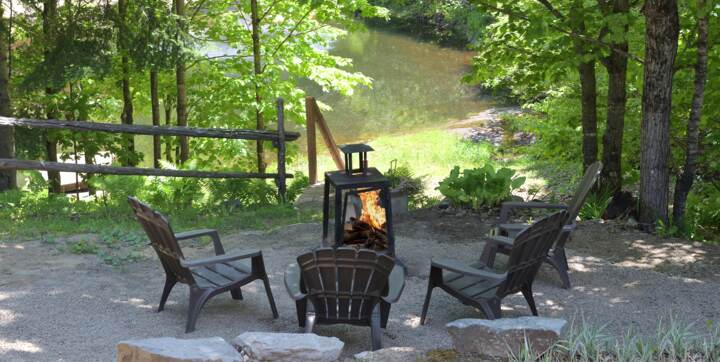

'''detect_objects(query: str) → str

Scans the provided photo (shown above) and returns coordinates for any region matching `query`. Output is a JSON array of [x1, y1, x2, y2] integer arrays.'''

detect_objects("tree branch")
[[535, 0, 566, 20], [260, 7, 313, 73]]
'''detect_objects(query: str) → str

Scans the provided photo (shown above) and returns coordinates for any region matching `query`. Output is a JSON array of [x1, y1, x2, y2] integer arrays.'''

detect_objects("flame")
[[359, 190, 386, 230]]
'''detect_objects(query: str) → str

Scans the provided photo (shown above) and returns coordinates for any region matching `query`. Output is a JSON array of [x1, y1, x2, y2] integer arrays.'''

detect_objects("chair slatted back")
[[499, 211, 567, 295], [566, 161, 603, 223], [297, 248, 395, 322], [128, 197, 195, 284]]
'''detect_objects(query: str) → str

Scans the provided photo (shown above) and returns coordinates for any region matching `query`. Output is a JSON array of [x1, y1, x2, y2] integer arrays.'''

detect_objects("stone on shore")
[[446, 317, 566, 358], [233, 332, 343, 362], [116, 336, 243, 362], [353, 347, 420, 362]]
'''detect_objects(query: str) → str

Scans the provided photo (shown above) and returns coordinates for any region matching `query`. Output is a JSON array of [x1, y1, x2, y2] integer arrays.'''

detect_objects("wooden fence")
[[305, 96, 344, 184], [0, 98, 298, 201]]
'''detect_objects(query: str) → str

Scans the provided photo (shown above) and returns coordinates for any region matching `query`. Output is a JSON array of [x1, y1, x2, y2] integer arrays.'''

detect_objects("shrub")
[[579, 189, 613, 220], [437, 163, 525, 209], [682, 182, 720, 243], [386, 162, 426, 208]]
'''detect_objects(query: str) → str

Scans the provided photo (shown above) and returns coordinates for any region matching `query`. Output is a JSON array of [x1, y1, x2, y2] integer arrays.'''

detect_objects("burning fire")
[[359, 190, 386, 230]]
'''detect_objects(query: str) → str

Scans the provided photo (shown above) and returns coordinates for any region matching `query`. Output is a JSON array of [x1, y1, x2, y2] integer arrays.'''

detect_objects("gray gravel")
[[1, 221, 719, 361]]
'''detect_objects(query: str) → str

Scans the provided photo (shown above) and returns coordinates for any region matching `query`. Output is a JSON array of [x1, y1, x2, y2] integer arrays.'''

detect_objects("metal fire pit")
[[321, 144, 395, 256]]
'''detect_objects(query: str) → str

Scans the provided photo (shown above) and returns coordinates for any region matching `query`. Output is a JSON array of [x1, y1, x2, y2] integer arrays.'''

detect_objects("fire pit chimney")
[[340, 143, 373, 175]]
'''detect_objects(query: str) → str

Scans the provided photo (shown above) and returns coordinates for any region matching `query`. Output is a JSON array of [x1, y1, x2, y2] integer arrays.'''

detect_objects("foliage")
[[682, 182, 720, 243], [579, 189, 613, 221], [386, 161, 425, 207], [368, 0, 491, 46], [68, 240, 99, 254], [437, 163, 525, 209], [506, 316, 720, 362]]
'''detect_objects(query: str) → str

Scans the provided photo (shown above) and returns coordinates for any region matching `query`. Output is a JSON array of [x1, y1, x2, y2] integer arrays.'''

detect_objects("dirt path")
[[1, 210, 719, 361]]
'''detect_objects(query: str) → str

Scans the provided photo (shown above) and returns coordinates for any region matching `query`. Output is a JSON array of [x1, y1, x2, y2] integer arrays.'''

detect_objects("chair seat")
[[441, 261, 502, 301], [191, 260, 252, 289]]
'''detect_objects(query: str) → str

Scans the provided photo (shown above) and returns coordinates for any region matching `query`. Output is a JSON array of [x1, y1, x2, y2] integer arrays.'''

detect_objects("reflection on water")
[[302, 26, 494, 145]]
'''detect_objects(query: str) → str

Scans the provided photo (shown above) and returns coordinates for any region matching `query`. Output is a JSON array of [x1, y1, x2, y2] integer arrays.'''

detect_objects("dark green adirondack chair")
[[421, 211, 567, 324], [128, 197, 278, 333], [482, 161, 602, 289]]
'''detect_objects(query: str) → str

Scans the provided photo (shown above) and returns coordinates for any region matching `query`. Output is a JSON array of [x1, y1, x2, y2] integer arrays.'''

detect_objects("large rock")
[[446, 317, 566, 358], [233, 332, 343, 362], [116, 337, 243, 362], [353, 347, 420, 362]]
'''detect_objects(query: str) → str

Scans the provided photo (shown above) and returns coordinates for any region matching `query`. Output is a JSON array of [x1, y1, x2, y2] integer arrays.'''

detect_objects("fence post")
[[305, 96, 318, 184], [276, 98, 287, 203], [308, 97, 344, 171]]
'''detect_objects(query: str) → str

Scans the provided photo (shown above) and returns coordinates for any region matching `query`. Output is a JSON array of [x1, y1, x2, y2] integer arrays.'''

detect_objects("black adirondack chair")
[[284, 247, 405, 351], [420, 211, 567, 324], [128, 197, 278, 333], [483, 161, 602, 289]]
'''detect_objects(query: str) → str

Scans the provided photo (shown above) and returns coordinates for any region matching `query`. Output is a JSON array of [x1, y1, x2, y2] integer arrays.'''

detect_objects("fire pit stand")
[[322, 167, 395, 256]]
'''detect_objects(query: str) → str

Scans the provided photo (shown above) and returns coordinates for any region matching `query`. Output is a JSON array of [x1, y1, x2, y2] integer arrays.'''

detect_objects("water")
[[301, 26, 495, 145], [135, 26, 494, 164]]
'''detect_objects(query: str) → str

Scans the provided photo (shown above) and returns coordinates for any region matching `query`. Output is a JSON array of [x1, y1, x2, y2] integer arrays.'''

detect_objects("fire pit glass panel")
[[322, 167, 395, 256]]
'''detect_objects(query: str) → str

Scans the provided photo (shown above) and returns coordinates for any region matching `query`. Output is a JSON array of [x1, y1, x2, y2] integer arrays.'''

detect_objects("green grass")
[[292, 129, 495, 194]]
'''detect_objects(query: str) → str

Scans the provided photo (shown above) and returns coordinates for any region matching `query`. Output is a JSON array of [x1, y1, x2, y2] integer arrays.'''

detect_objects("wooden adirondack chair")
[[128, 197, 278, 333], [420, 211, 567, 324], [284, 247, 405, 351], [482, 161, 602, 289]]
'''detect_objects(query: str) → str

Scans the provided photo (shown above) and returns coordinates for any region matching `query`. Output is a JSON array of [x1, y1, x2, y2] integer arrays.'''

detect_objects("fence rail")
[[0, 98, 295, 200]]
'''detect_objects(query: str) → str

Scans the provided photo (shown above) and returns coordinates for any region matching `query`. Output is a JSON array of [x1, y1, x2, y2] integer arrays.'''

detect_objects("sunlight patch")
[[0, 339, 42, 353]]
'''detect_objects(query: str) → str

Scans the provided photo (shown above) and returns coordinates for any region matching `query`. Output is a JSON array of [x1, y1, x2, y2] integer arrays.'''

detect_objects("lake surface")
[[302, 26, 495, 145], [134, 26, 494, 165]]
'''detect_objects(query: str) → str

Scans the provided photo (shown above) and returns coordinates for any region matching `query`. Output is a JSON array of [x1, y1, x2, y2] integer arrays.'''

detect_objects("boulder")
[[353, 347, 420, 362], [116, 336, 243, 362], [233, 332, 343, 362], [446, 317, 566, 359]]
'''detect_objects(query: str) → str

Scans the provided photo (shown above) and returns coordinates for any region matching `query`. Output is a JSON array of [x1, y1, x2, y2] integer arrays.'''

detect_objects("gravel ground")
[[1, 214, 719, 361]]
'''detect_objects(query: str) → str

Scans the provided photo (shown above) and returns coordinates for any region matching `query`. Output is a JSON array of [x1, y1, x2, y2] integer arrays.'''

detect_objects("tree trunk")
[[118, 0, 135, 165], [672, 0, 706, 228], [164, 95, 174, 163], [43, 0, 61, 194], [250, 0, 266, 173], [150, 70, 161, 168], [571, 2, 599, 170], [175, 0, 189, 163], [600, 50, 628, 193], [0, 5, 15, 191], [639, 0, 680, 229]]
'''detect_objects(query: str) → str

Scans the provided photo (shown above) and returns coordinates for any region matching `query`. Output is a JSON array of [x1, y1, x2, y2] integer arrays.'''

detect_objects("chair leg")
[[186, 288, 212, 333], [262, 276, 279, 319], [230, 287, 243, 300], [420, 266, 441, 325], [158, 275, 177, 312], [380, 301, 391, 329], [521, 285, 538, 316], [370, 304, 382, 351], [479, 299, 501, 319], [295, 299, 307, 328], [545, 248, 572, 289], [304, 312, 316, 333]]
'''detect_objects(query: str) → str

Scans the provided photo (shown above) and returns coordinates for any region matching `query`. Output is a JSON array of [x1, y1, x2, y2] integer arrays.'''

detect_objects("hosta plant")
[[437, 163, 525, 209]]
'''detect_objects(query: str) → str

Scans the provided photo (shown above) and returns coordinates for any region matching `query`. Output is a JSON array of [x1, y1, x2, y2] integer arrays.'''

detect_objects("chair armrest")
[[485, 235, 514, 247], [180, 250, 261, 268], [432, 258, 506, 281], [175, 229, 225, 255], [382, 264, 406, 304], [284, 263, 306, 301], [499, 202, 568, 223]]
